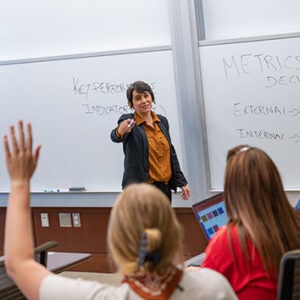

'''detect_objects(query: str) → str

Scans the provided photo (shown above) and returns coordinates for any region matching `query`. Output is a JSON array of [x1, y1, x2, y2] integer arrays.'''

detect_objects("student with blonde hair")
[[4, 121, 237, 299], [188, 145, 300, 300]]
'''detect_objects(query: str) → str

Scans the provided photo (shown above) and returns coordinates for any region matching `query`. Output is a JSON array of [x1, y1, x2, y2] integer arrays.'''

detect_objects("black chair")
[[0, 241, 58, 300], [277, 249, 300, 300]]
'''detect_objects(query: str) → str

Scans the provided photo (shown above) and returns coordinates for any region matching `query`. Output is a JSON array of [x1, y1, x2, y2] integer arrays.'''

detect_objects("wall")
[[0, 207, 209, 272]]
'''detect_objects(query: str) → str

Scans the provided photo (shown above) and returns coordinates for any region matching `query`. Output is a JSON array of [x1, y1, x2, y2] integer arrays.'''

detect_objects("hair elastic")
[[236, 146, 251, 155], [138, 232, 148, 267], [137, 232, 161, 267]]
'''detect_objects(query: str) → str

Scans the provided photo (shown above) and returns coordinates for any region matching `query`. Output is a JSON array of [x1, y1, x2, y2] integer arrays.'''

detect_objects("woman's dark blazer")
[[110, 113, 188, 191]]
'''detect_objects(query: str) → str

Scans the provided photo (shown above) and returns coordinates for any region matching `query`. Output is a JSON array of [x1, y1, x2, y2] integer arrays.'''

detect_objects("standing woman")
[[188, 145, 300, 300], [110, 81, 190, 202]]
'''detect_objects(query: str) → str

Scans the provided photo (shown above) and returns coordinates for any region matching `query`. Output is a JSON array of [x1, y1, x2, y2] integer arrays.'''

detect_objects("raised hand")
[[4, 121, 41, 185]]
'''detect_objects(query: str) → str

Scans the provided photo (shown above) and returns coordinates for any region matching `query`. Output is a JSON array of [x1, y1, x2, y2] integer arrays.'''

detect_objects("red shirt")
[[202, 225, 277, 300]]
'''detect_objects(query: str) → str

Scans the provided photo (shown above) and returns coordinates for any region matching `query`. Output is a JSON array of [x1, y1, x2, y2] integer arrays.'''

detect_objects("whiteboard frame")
[[199, 31, 300, 46], [168, 0, 212, 201], [0, 46, 171, 66]]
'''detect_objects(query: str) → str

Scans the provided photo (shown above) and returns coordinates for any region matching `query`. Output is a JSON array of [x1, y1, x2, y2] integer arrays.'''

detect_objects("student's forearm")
[[4, 182, 34, 273]]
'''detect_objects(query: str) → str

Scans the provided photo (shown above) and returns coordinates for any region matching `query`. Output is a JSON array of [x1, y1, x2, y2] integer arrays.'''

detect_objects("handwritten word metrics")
[[223, 53, 300, 88]]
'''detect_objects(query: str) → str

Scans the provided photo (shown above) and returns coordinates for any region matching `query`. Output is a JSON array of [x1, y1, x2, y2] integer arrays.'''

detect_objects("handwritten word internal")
[[236, 129, 300, 142], [237, 128, 285, 140]]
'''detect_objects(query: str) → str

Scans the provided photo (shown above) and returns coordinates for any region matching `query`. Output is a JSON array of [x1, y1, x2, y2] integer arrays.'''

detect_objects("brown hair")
[[126, 81, 155, 107], [107, 183, 184, 275], [224, 145, 300, 276]]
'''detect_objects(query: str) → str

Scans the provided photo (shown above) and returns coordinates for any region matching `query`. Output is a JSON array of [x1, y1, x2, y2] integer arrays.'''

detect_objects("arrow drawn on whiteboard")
[[288, 108, 300, 117], [288, 134, 300, 143]]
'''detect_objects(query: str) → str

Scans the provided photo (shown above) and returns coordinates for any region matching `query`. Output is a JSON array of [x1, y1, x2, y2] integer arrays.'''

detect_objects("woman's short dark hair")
[[126, 81, 155, 106]]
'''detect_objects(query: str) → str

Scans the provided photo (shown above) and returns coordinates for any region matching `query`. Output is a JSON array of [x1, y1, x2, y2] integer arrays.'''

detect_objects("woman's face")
[[130, 90, 153, 116]]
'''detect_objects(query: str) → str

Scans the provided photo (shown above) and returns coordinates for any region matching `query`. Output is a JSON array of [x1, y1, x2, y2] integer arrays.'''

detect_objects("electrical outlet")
[[72, 213, 81, 227], [41, 213, 49, 227]]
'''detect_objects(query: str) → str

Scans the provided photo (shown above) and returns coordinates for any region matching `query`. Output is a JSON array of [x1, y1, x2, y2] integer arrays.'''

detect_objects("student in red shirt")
[[188, 145, 300, 300]]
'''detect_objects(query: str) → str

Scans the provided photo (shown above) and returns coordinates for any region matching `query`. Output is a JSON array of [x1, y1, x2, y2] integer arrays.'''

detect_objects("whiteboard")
[[199, 36, 300, 190], [0, 0, 171, 61], [0, 50, 183, 192], [201, 0, 300, 40]]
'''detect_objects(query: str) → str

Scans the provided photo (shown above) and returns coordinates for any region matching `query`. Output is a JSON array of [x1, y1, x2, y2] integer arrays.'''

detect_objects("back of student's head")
[[224, 145, 300, 275], [108, 183, 183, 275], [224, 145, 287, 222]]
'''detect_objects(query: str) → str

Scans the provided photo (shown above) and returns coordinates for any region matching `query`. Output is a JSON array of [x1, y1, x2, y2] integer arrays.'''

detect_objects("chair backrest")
[[0, 241, 58, 300], [277, 249, 300, 300]]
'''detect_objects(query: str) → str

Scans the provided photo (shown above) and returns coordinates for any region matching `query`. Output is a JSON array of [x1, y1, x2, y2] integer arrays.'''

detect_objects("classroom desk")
[[0, 251, 91, 272], [48, 252, 91, 273], [184, 252, 206, 267], [0, 252, 91, 300]]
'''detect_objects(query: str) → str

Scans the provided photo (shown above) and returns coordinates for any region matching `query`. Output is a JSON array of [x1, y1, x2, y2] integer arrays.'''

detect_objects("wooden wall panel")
[[32, 207, 111, 253], [0, 207, 208, 259], [175, 208, 208, 256]]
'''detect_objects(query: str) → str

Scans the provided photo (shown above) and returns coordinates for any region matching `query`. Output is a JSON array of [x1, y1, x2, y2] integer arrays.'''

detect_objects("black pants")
[[152, 182, 172, 202]]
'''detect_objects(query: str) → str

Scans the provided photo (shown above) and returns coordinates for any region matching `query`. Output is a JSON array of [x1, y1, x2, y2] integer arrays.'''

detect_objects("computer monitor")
[[192, 193, 227, 240]]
